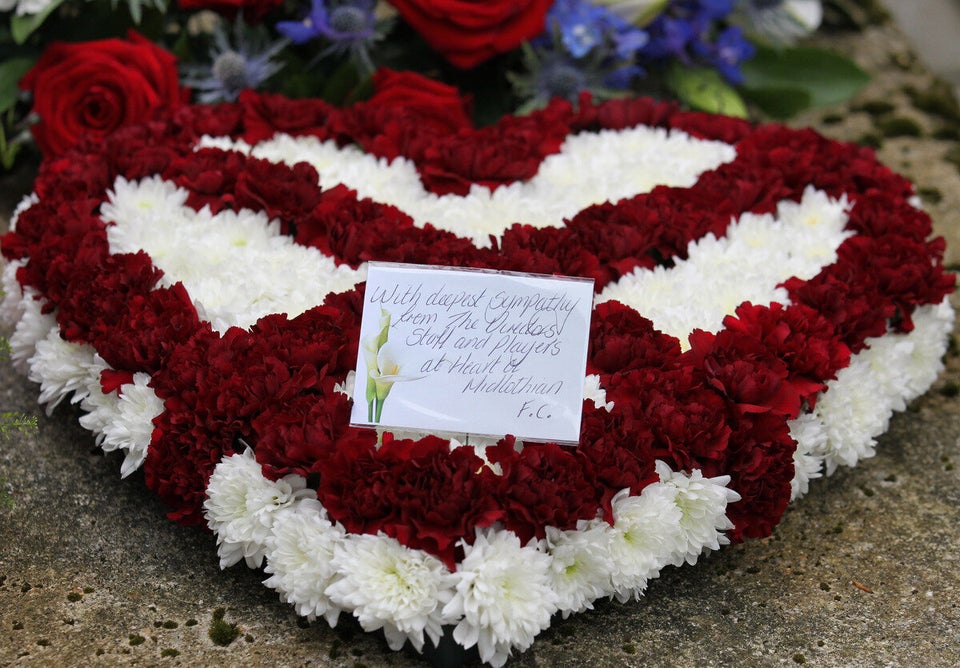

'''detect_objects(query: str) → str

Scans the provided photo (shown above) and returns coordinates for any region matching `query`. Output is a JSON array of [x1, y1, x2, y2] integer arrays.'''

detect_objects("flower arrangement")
[[0, 0, 870, 170], [1, 72, 954, 664]]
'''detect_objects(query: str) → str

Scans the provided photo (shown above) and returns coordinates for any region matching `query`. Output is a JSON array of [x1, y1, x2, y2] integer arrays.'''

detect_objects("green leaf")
[[320, 59, 363, 105], [10, 0, 66, 44], [741, 86, 813, 119], [0, 58, 34, 114], [666, 65, 749, 118], [740, 46, 870, 113]]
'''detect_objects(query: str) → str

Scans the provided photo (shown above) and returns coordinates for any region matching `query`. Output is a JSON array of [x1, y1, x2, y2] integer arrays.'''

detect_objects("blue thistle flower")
[[181, 18, 287, 104], [512, 17, 640, 112], [275, 0, 384, 74]]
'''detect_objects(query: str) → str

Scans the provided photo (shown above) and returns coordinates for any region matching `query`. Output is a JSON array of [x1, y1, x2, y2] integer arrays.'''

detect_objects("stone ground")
[[1, 10, 960, 668]]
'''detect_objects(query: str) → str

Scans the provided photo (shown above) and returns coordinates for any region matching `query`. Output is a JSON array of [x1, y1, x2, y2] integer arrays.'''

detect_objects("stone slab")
[[1, 15, 959, 668]]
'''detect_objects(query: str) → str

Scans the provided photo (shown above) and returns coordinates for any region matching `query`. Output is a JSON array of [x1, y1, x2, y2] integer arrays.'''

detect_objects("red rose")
[[20, 31, 186, 157], [389, 0, 553, 69], [344, 70, 472, 163]]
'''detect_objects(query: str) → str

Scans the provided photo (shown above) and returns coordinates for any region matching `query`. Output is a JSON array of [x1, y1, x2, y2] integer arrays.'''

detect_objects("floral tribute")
[[1, 71, 955, 665]]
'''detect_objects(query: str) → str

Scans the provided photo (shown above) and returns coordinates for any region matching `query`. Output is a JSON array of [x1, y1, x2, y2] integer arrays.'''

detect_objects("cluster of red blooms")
[[3, 70, 953, 568]]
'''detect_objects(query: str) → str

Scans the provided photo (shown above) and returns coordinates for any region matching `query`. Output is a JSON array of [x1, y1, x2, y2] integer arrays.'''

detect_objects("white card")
[[350, 263, 595, 444]]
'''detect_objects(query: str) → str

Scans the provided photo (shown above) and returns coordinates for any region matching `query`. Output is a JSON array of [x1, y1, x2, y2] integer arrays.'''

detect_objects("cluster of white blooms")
[[202, 451, 739, 667], [203, 449, 315, 568], [788, 299, 955, 479], [101, 176, 363, 333], [2, 293, 170, 477], [203, 125, 735, 248], [598, 186, 854, 346]]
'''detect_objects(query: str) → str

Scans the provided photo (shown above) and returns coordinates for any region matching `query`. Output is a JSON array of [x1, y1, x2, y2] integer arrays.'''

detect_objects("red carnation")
[[488, 438, 601, 542], [317, 436, 504, 569]]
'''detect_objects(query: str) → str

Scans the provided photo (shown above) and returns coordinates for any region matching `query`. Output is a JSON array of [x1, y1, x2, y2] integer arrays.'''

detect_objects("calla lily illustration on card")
[[361, 308, 425, 423]]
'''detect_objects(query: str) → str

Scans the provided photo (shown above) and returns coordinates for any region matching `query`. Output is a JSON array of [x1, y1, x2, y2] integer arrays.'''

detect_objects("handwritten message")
[[350, 263, 594, 443]]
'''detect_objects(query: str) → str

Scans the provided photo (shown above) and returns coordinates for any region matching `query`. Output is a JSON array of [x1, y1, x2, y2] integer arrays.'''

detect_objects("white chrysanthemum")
[[1, 259, 26, 326], [263, 499, 345, 626], [7, 192, 38, 231], [655, 461, 740, 566], [583, 374, 614, 411], [777, 185, 850, 240], [860, 333, 918, 414], [607, 485, 683, 601], [444, 530, 558, 667], [77, 354, 118, 439], [197, 135, 253, 154], [103, 176, 363, 333], [27, 329, 100, 414], [204, 449, 315, 568], [545, 522, 615, 617], [8, 291, 56, 373], [326, 533, 457, 652], [598, 187, 851, 345], [814, 357, 889, 475], [898, 299, 955, 402], [233, 127, 735, 247], [101, 176, 190, 235], [95, 372, 165, 478], [788, 412, 827, 500]]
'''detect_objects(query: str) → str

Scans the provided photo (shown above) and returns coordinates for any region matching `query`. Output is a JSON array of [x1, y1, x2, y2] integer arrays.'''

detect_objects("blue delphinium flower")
[[698, 25, 755, 83], [275, 0, 383, 74], [181, 18, 287, 104], [639, 0, 754, 83], [547, 0, 649, 60], [513, 5, 645, 112]]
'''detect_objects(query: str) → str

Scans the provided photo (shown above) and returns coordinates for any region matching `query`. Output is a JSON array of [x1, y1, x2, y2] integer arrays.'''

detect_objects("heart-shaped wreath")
[[2, 72, 955, 665]]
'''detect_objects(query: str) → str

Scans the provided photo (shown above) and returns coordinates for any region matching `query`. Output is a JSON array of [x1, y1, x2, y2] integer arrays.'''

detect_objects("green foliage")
[[0, 58, 33, 115], [110, 0, 167, 26], [0, 336, 38, 440], [10, 0, 65, 44], [666, 64, 748, 118], [208, 608, 240, 646], [740, 46, 870, 118], [0, 411, 37, 436], [0, 477, 12, 510]]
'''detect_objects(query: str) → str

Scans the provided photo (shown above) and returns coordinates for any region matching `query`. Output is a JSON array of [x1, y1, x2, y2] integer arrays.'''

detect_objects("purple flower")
[[638, 0, 754, 82], [276, 0, 383, 73], [704, 25, 755, 83], [545, 0, 649, 59]]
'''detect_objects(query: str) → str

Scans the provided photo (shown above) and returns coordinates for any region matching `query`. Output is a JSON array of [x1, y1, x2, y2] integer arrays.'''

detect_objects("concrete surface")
[[880, 0, 960, 95], [2, 13, 960, 668]]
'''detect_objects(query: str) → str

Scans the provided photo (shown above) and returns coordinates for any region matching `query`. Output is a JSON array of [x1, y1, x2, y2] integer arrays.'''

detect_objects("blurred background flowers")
[[0, 0, 871, 169]]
